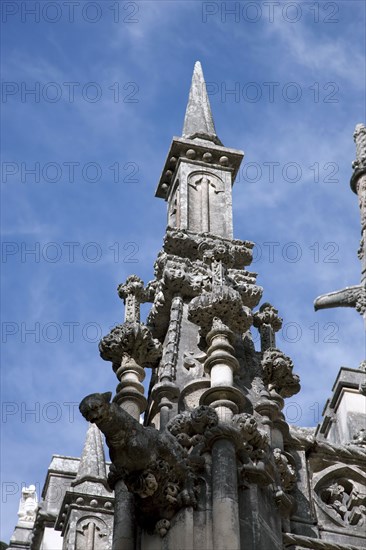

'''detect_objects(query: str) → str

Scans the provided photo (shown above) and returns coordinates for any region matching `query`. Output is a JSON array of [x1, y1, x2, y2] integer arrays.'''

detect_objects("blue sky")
[[1, 0, 365, 542]]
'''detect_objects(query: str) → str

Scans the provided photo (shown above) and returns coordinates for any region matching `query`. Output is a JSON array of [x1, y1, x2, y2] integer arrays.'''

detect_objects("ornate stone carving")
[[253, 302, 283, 351], [253, 303, 283, 331], [227, 270, 263, 308], [352, 428, 366, 447], [163, 228, 254, 268], [99, 322, 161, 367], [76, 517, 108, 550], [355, 285, 366, 314], [273, 448, 296, 492], [261, 348, 300, 398], [117, 275, 149, 323], [313, 465, 366, 530], [79, 392, 201, 536], [188, 286, 252, 336], [158, 296, 183, 382], [352, 123, 366, 176], [17, 485, 38, 522]]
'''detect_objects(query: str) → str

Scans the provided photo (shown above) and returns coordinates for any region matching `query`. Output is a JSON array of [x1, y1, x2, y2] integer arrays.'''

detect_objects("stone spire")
[[155, 62, 243, 238], [314, 123, 366, 323], [182, 61, 222, 145], [72, 423, 108, 488], [54, 424, 114, 546]]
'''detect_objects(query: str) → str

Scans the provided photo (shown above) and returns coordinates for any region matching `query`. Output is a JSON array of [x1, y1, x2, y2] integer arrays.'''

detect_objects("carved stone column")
[[151, 295, 182, 429], [99, 322, 161, 421], [188, 283, 250, 550]]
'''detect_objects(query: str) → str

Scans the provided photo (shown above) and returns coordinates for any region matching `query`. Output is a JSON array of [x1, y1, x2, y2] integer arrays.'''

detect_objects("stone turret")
[[156, 61, 243, 239], [55, 424, 114, 549]]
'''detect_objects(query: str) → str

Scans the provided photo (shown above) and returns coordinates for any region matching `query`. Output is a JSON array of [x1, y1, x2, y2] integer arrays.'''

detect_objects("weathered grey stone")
[[9, 62, 366, 550]]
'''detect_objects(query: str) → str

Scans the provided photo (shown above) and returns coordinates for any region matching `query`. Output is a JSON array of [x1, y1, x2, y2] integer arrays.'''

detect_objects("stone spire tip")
[[182, 62, 222, 145], [72, 423, 108, 488]]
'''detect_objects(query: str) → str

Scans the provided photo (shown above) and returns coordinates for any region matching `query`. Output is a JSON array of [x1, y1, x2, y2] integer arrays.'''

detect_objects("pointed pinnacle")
[[182, 61, 222, 145], [72, 423, 107, 487]]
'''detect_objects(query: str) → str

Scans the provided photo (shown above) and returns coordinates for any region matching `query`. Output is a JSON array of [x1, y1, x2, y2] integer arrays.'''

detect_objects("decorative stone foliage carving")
[[188, 286, 252, 336], [253, 302, 283, 351], [99, 322, 162, 367], [261, 348, 300, 398], [355, 286, 366, 315], [253, 303, 283, 332], [163, 228, 254, 268]]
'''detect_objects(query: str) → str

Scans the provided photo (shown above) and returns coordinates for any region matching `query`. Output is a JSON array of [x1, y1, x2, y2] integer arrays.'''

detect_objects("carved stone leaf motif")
[[261, 348, 300, 398], [99, 322, 162, 367], [117, 274, 146, 302], [253, 303, 283, 332], [188, 285, 253, 335], [163, 227, 254, 268]]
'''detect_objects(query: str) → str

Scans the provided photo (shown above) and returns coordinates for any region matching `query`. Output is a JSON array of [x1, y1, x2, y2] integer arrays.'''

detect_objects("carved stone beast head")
[[79, 392, 112, 424]]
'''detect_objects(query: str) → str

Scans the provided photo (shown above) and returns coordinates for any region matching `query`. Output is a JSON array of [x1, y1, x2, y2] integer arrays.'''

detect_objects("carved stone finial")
[[118, 275, 147, 323], [253, 302, 283, 351], [99, 322, 162, 418]]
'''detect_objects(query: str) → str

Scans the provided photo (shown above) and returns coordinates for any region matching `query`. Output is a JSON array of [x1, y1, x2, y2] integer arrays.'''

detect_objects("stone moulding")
[[283, 532, 364, 550], [288, 427, 366, 464]]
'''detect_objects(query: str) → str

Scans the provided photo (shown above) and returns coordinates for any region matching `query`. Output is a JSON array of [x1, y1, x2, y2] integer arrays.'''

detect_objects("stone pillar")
[[113, 355, 147, 421], [112, 482, 135, 550], [199, 318, 245, 550], [211, 438, 240, 550]]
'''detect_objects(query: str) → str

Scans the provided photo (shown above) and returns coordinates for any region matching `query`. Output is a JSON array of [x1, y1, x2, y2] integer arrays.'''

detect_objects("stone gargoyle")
[[79, 392, 200, 534]]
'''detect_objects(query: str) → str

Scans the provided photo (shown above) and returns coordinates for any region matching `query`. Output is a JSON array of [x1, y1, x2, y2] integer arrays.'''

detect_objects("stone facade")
[[9, 62, 366, 550]]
